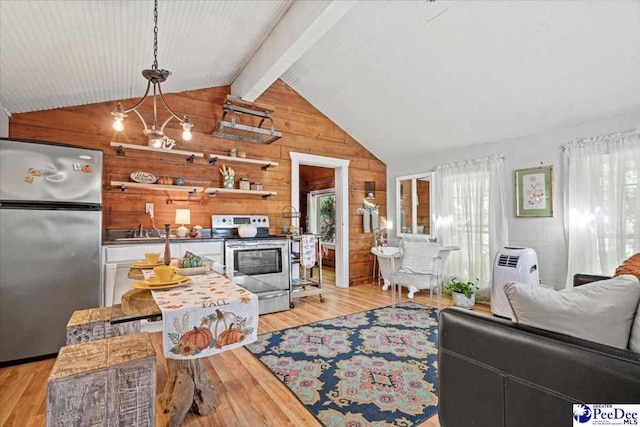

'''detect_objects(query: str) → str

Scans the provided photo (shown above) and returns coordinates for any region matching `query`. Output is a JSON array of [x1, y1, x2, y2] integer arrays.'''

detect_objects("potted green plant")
[[445, 277, 479, 309]]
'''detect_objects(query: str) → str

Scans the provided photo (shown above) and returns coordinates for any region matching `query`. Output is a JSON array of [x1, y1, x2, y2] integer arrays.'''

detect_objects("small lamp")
[[175, 209, 191, 238]]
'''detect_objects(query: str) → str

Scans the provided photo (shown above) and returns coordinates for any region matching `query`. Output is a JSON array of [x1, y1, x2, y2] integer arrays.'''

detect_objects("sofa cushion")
[[505, 275, 640, 350]]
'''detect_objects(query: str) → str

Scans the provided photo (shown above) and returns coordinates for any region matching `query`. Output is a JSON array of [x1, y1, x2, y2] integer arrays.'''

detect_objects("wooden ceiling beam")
[[230, 0, 356, 102]]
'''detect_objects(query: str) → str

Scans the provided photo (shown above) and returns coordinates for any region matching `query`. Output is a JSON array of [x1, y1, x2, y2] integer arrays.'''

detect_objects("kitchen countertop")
[[102, 236, 224, 245], [103, 228, 223, 245]]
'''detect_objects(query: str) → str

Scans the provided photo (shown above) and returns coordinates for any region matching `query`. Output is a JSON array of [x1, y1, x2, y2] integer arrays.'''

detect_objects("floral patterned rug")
[[245, 302, 439, 426]]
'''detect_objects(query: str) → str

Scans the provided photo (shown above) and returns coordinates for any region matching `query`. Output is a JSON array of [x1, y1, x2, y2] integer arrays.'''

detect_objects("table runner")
[[150, 272, 258, 360]]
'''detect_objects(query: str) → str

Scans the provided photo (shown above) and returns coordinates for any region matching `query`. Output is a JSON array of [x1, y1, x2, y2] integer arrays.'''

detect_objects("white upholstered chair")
[[394, 235, 442, 308]]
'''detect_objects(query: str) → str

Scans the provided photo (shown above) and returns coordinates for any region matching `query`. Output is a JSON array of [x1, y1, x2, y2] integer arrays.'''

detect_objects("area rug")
[[245, 302, 439, 427]]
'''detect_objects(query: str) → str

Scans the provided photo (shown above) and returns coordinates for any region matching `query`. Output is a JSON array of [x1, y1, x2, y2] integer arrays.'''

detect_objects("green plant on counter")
[[445, 277, 478, 299]]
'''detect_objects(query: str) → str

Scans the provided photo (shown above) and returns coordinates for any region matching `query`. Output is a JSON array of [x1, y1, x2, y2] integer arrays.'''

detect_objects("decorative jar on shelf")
[[223, 175, 235, 189], [251, 181, 263, 191], [239, 178, 250, 190]]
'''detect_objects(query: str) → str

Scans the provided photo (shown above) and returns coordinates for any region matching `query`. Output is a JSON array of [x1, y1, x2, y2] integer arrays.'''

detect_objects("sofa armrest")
[[573, 273, 612, 287], [438, 307, 640, 427]]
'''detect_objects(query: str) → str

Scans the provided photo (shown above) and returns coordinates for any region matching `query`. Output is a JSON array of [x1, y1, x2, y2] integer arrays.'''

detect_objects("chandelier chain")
[[152, 0, 159, 71]]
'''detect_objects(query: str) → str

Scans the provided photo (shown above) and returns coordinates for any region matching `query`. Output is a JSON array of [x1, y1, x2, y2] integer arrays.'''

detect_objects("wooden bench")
[[47, 333, 156, 427]]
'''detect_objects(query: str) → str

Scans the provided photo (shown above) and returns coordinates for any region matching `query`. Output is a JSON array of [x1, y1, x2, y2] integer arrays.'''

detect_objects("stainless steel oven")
[[225, 239, 289, 290]]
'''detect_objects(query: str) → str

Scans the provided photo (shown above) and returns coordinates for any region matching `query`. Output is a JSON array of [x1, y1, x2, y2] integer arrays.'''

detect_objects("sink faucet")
[[134, 224, 149, 238]]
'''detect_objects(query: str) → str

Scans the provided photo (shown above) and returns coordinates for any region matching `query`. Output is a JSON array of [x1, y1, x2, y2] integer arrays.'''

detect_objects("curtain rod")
[[435, 154, 504, 169], [563, 128, 640, 150]]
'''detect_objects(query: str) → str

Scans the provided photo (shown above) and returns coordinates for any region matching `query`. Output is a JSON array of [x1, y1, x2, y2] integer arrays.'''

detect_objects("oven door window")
[[234, 248, 282, 275]]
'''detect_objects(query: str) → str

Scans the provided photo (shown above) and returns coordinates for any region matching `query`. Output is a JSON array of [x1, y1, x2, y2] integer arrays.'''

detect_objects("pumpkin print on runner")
[[169, 310, 254, 356]]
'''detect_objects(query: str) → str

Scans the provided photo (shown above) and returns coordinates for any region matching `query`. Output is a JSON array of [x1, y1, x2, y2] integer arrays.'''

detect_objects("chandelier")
[[111, 0, 193, 149]]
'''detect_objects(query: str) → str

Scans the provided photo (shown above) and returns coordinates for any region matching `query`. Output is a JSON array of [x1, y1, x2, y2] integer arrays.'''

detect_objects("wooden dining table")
[[111, 270, 263, 427]]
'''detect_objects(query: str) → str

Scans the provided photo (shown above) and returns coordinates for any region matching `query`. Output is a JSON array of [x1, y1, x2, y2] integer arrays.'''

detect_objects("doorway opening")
[[300, 166, 336, 278], [290, 152, 350, 288]]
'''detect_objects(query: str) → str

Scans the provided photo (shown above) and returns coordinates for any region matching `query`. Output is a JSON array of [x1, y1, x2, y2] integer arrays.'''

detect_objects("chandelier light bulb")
[[111, 103, 126, 132], [182, 116, 193, 141], [113, 118, 124, 132], [149, 137, 163, 148]]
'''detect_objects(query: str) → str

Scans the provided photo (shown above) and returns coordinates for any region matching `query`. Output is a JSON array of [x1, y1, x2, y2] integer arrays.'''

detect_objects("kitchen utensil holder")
[[223, 175, 235, 189]]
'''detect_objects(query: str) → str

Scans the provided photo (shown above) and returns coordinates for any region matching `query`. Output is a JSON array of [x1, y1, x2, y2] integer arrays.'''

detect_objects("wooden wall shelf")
[[111, 181, 204, 195], [111, 142, 204, 163], [204, 187, 276, 199], [208, 154, 279, 170]]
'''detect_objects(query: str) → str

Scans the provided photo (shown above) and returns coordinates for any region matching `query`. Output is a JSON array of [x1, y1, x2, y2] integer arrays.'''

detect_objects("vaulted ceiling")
[[2, 1, 639, 164]]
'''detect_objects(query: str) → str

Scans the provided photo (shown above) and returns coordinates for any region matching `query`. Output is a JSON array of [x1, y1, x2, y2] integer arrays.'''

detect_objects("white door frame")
[[290, 152, 350, 288]]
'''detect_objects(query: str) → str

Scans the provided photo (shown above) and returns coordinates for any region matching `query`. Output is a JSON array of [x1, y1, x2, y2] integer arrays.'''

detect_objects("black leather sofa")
[[438, 285, 640, 426]]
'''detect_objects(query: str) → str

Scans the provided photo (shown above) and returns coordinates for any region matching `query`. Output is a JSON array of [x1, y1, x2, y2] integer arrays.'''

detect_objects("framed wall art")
[[515, 165, 553, 217]]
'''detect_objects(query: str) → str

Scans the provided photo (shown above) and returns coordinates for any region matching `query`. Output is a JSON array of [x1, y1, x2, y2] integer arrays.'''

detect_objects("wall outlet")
[[145, 203, 154, 217]]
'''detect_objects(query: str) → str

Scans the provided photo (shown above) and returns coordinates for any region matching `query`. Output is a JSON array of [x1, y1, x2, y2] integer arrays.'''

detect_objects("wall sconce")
[[365, 181, 376, 199]]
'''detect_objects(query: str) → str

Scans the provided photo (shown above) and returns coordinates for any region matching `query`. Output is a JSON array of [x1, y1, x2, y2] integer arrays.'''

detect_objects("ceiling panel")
[[0, 0, 292, 113], [282, 1, 640, 161]]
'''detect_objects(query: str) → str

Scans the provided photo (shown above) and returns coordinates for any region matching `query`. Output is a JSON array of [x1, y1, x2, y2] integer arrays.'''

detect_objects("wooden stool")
[[47, 333, 156, 427], [66, 306, 141, 345]]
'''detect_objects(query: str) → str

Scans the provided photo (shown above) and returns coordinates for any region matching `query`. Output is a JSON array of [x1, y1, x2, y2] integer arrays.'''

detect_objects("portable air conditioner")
[[491, 247, 540, 318]]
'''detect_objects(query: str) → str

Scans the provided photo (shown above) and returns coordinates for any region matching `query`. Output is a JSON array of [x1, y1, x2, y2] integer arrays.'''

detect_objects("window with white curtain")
[[563, 130, 640, 287], [307, 189, 336, 247], [434, 155, 508, 300]]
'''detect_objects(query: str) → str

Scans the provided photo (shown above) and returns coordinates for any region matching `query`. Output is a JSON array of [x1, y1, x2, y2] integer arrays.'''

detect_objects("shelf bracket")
[[209, 157, 218, 166], [208, 191, 219, 198], [189, 188, 198, 196], [116, 145, 125, 156], [262, 193, 274, 200], [261, 163, 274, 171], [119, 184, 126, 192], [186, 154, 195, 164]]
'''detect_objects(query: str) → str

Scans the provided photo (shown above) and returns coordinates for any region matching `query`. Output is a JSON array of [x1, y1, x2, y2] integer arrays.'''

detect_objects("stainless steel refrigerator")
[[0, 138, 103, 363]]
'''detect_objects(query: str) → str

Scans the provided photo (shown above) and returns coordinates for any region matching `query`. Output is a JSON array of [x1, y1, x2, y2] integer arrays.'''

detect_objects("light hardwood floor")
[[0, 268, 491, 427]]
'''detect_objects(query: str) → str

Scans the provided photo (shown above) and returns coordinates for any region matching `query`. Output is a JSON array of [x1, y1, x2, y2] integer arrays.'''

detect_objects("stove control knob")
[[222, 218, 226, 223]]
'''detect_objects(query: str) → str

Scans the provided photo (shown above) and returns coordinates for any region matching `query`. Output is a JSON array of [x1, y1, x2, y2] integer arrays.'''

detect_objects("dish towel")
[[371, 210, 379, 231], [301, 234, 317, 268], [363, 210, 371, 233]]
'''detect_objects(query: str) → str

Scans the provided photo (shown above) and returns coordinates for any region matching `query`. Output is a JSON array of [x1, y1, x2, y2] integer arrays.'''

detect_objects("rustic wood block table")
[[113, 271, 261, 427]]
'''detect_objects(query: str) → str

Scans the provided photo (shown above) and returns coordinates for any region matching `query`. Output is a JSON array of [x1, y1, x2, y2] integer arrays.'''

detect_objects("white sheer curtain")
[[306, 193, 318, 234], [564, 130, 640, 288], [434, 155, 509, 299]]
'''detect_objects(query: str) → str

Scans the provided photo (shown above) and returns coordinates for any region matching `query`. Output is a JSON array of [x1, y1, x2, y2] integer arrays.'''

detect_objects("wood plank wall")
[[8, 80, 386, 286]]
